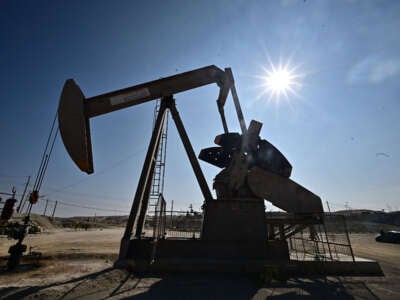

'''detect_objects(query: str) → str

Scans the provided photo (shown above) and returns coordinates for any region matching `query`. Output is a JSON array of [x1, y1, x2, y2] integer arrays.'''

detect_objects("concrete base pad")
[[127, 238, 289, 260], [120, 238, 288, 273], [117, 238, 382, 276], [117, 257, 383, 276]]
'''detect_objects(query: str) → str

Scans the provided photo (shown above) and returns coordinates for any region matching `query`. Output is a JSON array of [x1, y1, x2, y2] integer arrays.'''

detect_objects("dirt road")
[[0, 228, 124, 259], [350, 234, 400, 266]]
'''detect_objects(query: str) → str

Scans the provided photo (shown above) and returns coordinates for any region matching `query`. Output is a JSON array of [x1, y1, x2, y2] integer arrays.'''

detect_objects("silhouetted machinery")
[[0, 197, 17, 222], [58, 66, 381, 275], [0, 189, 38, 270]]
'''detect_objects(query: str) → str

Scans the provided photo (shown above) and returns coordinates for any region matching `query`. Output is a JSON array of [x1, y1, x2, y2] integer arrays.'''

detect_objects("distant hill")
[[53, 215, 129, 228], [8, 213, 128, 231], [334, 210, 400, 226], [10, 213, 59, 231], [8, 210, 400, 233], [263, 210, 400, 233]]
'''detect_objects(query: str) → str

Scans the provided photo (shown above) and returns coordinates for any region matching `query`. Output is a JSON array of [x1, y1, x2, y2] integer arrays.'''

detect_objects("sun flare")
[[265, 68, 292, 93], [257, 60, 303, 102]]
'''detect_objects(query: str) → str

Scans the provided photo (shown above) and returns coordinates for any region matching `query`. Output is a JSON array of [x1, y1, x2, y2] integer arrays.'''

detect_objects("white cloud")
[[369, 59, 400, 83], [348, 55, 400, 84]]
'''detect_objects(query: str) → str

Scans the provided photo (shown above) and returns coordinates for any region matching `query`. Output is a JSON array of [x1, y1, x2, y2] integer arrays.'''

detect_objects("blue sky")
[[1, 0, 399, 216]]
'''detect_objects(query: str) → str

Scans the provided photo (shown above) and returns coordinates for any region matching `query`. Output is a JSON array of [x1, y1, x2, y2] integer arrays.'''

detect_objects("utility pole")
[[51, 201, 58, 220], [42, 198, 49, 216], [21, 191, 32, 214], [170, 199, 174, 226], [344, 201, 351, 216], [326, 201, 332, 213], [19, 193, 26, 214], [17, 176, 30, 213]]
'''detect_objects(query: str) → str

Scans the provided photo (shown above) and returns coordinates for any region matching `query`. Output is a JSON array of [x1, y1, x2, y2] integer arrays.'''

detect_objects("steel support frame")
[[119, 99, 167, 260], [119, 96, 213, 260]]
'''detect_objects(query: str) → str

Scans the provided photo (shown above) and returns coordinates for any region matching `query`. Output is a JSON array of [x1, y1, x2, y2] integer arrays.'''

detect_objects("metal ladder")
[[148, 100, 169, 214]]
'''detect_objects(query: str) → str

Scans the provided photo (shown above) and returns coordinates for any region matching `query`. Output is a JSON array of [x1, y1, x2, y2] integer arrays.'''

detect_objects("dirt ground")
[[0, 229, 399, 299]]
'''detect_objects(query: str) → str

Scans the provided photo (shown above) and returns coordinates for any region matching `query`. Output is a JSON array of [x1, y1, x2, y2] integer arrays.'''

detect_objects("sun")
[[256, 59, 303, 102], [265, 68, 292, 93]]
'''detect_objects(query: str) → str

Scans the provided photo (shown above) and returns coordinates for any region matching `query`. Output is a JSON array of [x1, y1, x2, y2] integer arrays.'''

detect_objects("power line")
[[43, 187, 124, 201], [42, 198, 129, 214], [43, 147, 146, 197], [33, 111, 59, 192], [58, 201, 128, 213], [33, 199, 129, 214]]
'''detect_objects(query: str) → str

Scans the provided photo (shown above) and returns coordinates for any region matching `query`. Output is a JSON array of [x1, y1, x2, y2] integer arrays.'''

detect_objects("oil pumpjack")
[[58, 65, 382, 275]]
